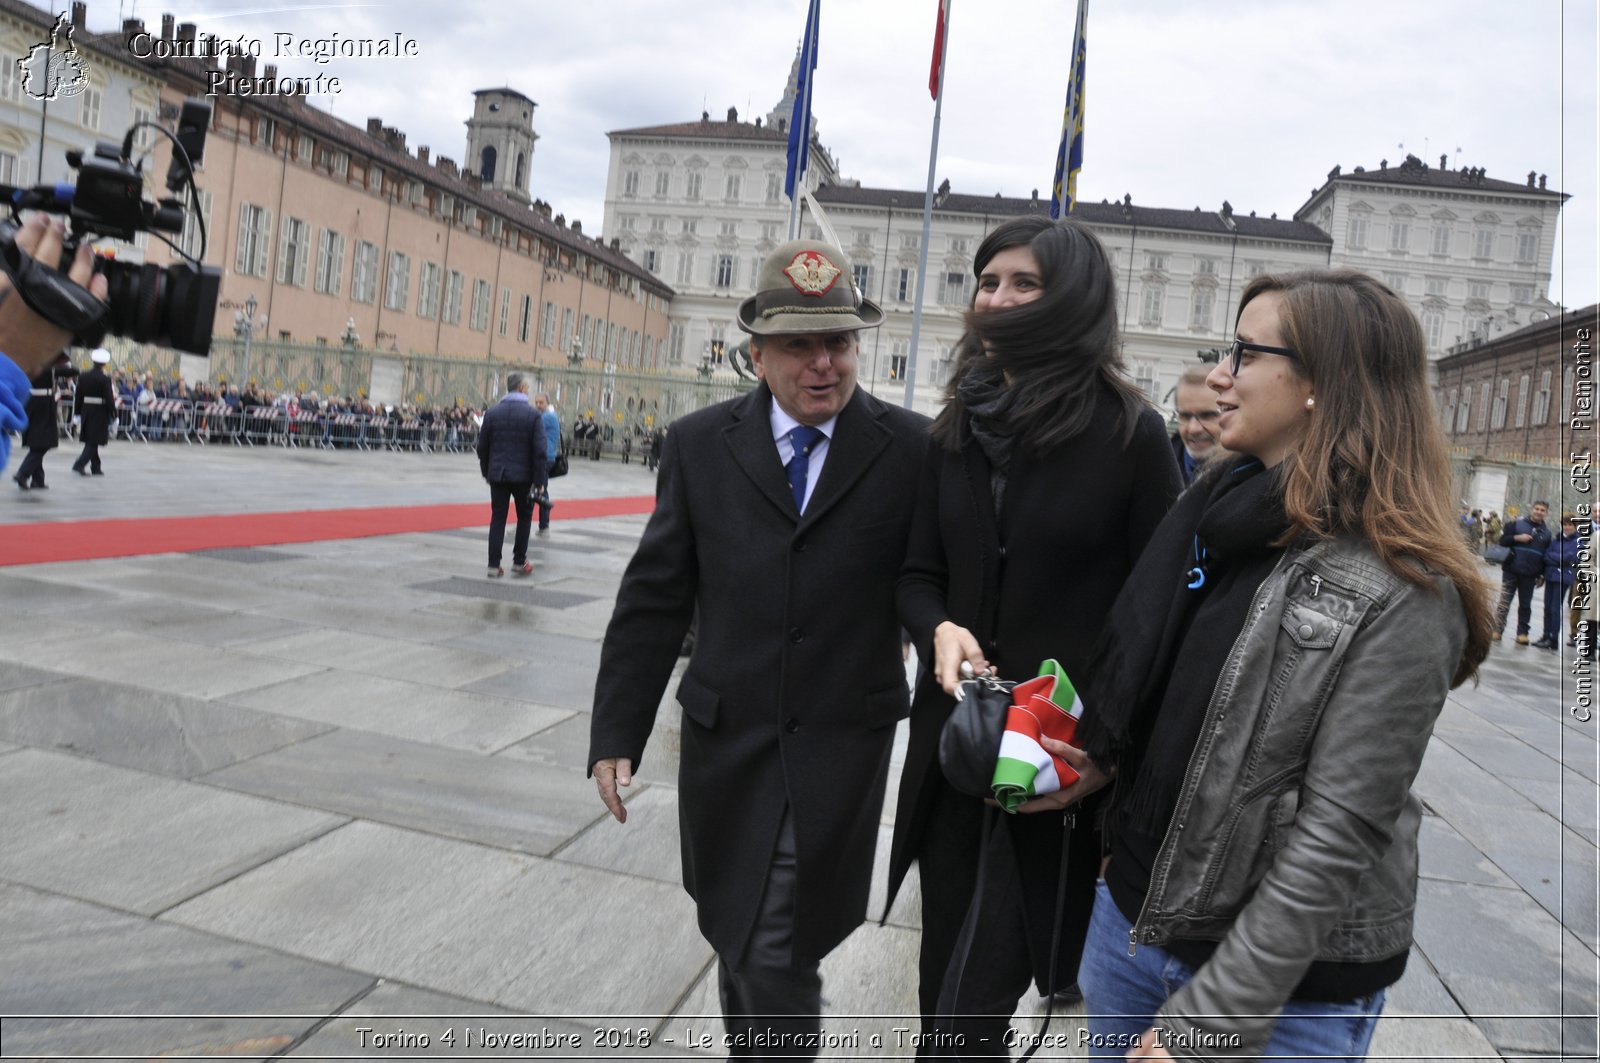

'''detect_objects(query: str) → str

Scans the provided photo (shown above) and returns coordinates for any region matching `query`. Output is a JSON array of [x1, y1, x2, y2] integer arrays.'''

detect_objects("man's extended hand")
[[0, 215, 108, 378], [593, 756, 634, 823]]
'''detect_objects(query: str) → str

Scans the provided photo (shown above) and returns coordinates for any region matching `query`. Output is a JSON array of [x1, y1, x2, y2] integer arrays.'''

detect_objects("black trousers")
[[487, 481, 533, 566], [14, 447, 48, 486], [716, 808, 823, 1060], [536, 484, 553, 530], [71, 442, 102, 474], [1496, 572, 1539, 636]]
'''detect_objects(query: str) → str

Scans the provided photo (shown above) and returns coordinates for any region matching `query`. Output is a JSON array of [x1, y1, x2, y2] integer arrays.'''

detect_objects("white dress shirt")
[[769, 400, 838, 514]]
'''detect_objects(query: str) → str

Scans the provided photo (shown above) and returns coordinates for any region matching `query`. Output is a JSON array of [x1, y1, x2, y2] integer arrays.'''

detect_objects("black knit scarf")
[[1077, 458, 1288, 837], [956, 359, 1018, 509]]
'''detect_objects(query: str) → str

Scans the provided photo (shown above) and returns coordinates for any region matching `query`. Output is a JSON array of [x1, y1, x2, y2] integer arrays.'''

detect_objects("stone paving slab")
[[0, 659, 71, 694], [424, 592, 618, 642], [0, 676, 331, 778], [557, 783, 682, 884], [64, 595, 317, 647], [0, 881, 374, 1058], [223, 669, 567, 753], [1417, 814, 1520, 889], [0, 626, 329, 701], [0, 571, 122, 616], [262, 594, 498, 644], [462, 653, 604, 714], [0, 748, 344, 916], [447, 625, 599, 676], [165, 820, 714, 1016], [289, 981, 703, 1058], [236, 627, 518, 688], [204, 727, 602, 856], [495, 710, 596, 773], [1412, 876, 1598, 1058]]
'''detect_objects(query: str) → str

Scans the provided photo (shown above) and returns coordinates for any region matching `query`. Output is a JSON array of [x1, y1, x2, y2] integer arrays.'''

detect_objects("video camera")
[[0, 97, 221, 355]]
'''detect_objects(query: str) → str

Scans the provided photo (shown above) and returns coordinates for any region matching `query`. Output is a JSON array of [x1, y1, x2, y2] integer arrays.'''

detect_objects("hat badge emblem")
[[783, 251, 842, 297]]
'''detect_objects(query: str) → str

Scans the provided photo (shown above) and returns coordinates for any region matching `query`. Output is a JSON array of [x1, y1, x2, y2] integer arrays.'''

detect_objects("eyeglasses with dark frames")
[[1227, 338, 1300, 376]]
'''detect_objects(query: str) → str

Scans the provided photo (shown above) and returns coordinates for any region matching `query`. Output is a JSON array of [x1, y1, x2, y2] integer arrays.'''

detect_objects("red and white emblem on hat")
[[783, 250, 842, 297]]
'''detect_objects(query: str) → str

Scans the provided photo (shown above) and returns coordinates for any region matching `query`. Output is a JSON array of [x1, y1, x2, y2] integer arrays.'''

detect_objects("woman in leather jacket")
[[1059, 270, 1494, 1061]]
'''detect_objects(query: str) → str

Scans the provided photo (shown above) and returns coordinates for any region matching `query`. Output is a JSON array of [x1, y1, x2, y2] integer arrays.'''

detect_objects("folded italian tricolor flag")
[[991, 659, 1083, 813]]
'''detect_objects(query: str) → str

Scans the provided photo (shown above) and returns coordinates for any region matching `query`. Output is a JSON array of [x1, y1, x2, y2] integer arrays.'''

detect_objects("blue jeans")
[[1077, 880, 1385, 1062]]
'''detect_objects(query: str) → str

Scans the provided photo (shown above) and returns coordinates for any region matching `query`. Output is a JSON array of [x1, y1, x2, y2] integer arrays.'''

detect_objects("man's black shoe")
[[73, 467, 88, 476], [12, 475, 27, 490], [1532, 638, 1556, 649]]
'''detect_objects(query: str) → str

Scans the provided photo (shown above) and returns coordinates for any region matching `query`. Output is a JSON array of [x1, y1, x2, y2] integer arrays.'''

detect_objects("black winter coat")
[[589, 383, 930, 965], [72, 367, 115, 446], [476, 395, 547, 484], [1499, 517, 1553, 578], [22, 372, 57, 451], [890, 394, 1181, 991]]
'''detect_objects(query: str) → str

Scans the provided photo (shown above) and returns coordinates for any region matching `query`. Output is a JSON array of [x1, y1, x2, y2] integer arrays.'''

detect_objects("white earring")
[[1305, 397, 1315, 410]]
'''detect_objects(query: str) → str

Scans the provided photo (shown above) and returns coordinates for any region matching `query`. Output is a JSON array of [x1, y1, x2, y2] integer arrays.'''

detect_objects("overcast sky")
[[160, 0, 1597, 307]]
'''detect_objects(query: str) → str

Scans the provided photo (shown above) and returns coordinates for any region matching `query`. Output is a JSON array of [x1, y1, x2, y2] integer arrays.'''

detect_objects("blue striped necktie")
[[785, 425, 824, 512]]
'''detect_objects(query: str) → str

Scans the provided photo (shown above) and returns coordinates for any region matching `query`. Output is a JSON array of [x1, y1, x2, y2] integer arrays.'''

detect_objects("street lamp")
[[228, 294, 266, 388], [567, 339, 584, 368], [340, 318, 360, 348]]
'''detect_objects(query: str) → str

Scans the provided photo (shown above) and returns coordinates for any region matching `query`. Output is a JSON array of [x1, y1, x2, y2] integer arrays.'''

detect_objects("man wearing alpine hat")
[[590, 239, 929, 1054]]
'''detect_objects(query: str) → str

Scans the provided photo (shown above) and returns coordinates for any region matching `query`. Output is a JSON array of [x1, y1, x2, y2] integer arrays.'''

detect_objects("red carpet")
[[0, 496, 656, 567]]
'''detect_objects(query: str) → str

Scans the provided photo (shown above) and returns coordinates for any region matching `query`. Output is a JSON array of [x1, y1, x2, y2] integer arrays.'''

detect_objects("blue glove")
[[0, 353, 30, 473]]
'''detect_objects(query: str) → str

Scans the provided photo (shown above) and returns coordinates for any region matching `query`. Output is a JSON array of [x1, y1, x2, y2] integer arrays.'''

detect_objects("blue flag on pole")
[[1050, 0, 1088, 219], [785, 0, 820, 200]]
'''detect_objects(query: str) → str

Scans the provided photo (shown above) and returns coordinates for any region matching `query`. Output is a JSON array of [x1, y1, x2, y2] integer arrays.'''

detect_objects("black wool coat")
[[22, 372, 57, 451], [72, 367, 115, 446], [589, 383, 930, 965], [889, 395, 1181, 990]]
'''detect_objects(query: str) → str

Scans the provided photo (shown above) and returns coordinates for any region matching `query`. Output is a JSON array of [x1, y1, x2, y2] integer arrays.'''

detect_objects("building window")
[[384, 251, 411, 311], [654, 171, 670, 197], [512, 295, 529, 342], [0, 151, 15, 183], [275, 216, 310, 287], [1347, 214, 1369, 250], [852, 263, 872, 293], [295, 134, 312, 161], [669, 321, 685, 362], [619, 216, 636, 231], [888, 338, 909, 381], [1195, 258, 1216, 276], [714, 254, 734, 288], [1144, 253, 1167, 272], [1140, 284, 1165, 327], [313, 228, 344, 295], [470, 279, 491, 331], [0, 53, 18, 100], [941, 271, 968, 306], [1190, 288, 1215, 330], [1534, 369, 1553, 424], [643, 249, 658, 272], [1476, 382, 1491, 430], [1562, 367, 1575, 421], [1425, 277, 1447, 297], [1133, 360, 1158, 400], [676, 252, 695, 285], [719, 220, 739, 237], [623, 170, 640, 196], [901, 233, 920, 252], [685, 172, 702, 200], [649, 216, 667, 233], [498, 288, 511, 336], [897, 268, 913, 302], [350, 241, 379, 303], [1510, 284, 1534, 304], [332, 151, 349, 177], [80, 87, 101, 130], [1467, 281, 1490, 302], [368, 164, 383, 191], [561, 307, 575, 351], [1473, 227, 1495, 259], [1515, 374, 1529, 428], [766, 173, 782, 202], [415, 263, 441, 319], [1516, 232, 1538, 263], [681, 218, 698, 234], [130, 106, 154, 150], [1422, 311, 1443, 347], [443, 270, 465, 325], [1382, 272, 1406, 293], [178, 188, 213, 258], [1389, 221, 1410, 251], [1431, 225, 1451, 256], [539, 300, 556, 346], [234, 203, 272, 278], [1491, 378, 1509, 430], [725, 174, 741, 201]]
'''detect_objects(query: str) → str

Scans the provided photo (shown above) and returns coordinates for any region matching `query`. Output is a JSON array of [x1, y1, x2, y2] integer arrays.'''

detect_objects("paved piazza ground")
[[0, 442, 1594, 1060]]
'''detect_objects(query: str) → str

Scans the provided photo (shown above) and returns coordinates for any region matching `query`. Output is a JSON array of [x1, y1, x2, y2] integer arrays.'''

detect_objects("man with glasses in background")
[[1170, 364, 1221, 486]]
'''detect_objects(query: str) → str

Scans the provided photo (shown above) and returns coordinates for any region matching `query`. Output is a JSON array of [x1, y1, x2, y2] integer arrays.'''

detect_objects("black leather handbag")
[[938, 672, 1015, 799], [549, 451, 569, 478]]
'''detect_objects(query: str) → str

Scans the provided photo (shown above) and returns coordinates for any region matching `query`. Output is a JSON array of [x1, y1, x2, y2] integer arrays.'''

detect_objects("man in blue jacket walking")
[[1534, 513, 1581, 650], [1493, 500, 1552, 644], [534, 392, 560, 534], [476, 373, 547, 577]]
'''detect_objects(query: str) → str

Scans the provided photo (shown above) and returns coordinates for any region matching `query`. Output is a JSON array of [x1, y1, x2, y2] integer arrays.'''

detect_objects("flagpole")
[[904, 0, 950, 410], [787, 2, 819, 241]]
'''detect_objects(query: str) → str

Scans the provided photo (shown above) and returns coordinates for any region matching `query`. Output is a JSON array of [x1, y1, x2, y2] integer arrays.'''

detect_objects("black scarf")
[[1077, 458, 1289, 837], [956, 359, 1018, 509]]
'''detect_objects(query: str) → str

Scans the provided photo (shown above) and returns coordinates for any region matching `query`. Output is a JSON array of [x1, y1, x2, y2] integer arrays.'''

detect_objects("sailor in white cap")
[[71, 348, 115, 476]]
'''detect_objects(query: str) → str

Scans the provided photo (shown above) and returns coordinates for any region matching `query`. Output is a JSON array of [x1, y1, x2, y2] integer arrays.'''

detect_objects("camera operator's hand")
[[0, 215, 108, 378]]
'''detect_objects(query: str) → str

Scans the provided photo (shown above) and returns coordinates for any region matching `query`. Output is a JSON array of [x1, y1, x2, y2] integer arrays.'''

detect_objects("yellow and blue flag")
[[1050, 0, 1088, 219]]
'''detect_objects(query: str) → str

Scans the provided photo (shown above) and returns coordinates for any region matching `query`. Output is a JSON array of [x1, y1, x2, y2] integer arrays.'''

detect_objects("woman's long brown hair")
[[1241, 269, 1493, 687]]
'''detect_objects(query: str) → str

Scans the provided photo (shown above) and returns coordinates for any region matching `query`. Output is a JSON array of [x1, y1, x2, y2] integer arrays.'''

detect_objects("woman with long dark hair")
[[1071, 269, 1494, 1060], [885, 215, 1182, 1052]]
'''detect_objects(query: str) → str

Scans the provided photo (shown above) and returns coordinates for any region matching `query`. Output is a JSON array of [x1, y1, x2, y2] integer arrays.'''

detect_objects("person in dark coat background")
[[475, 372, 547, 578], [589, 239, 929, 1057], [888, 216, 1181, 1053], [71, 348, 115, 476], [12, 365, 62, 489]]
